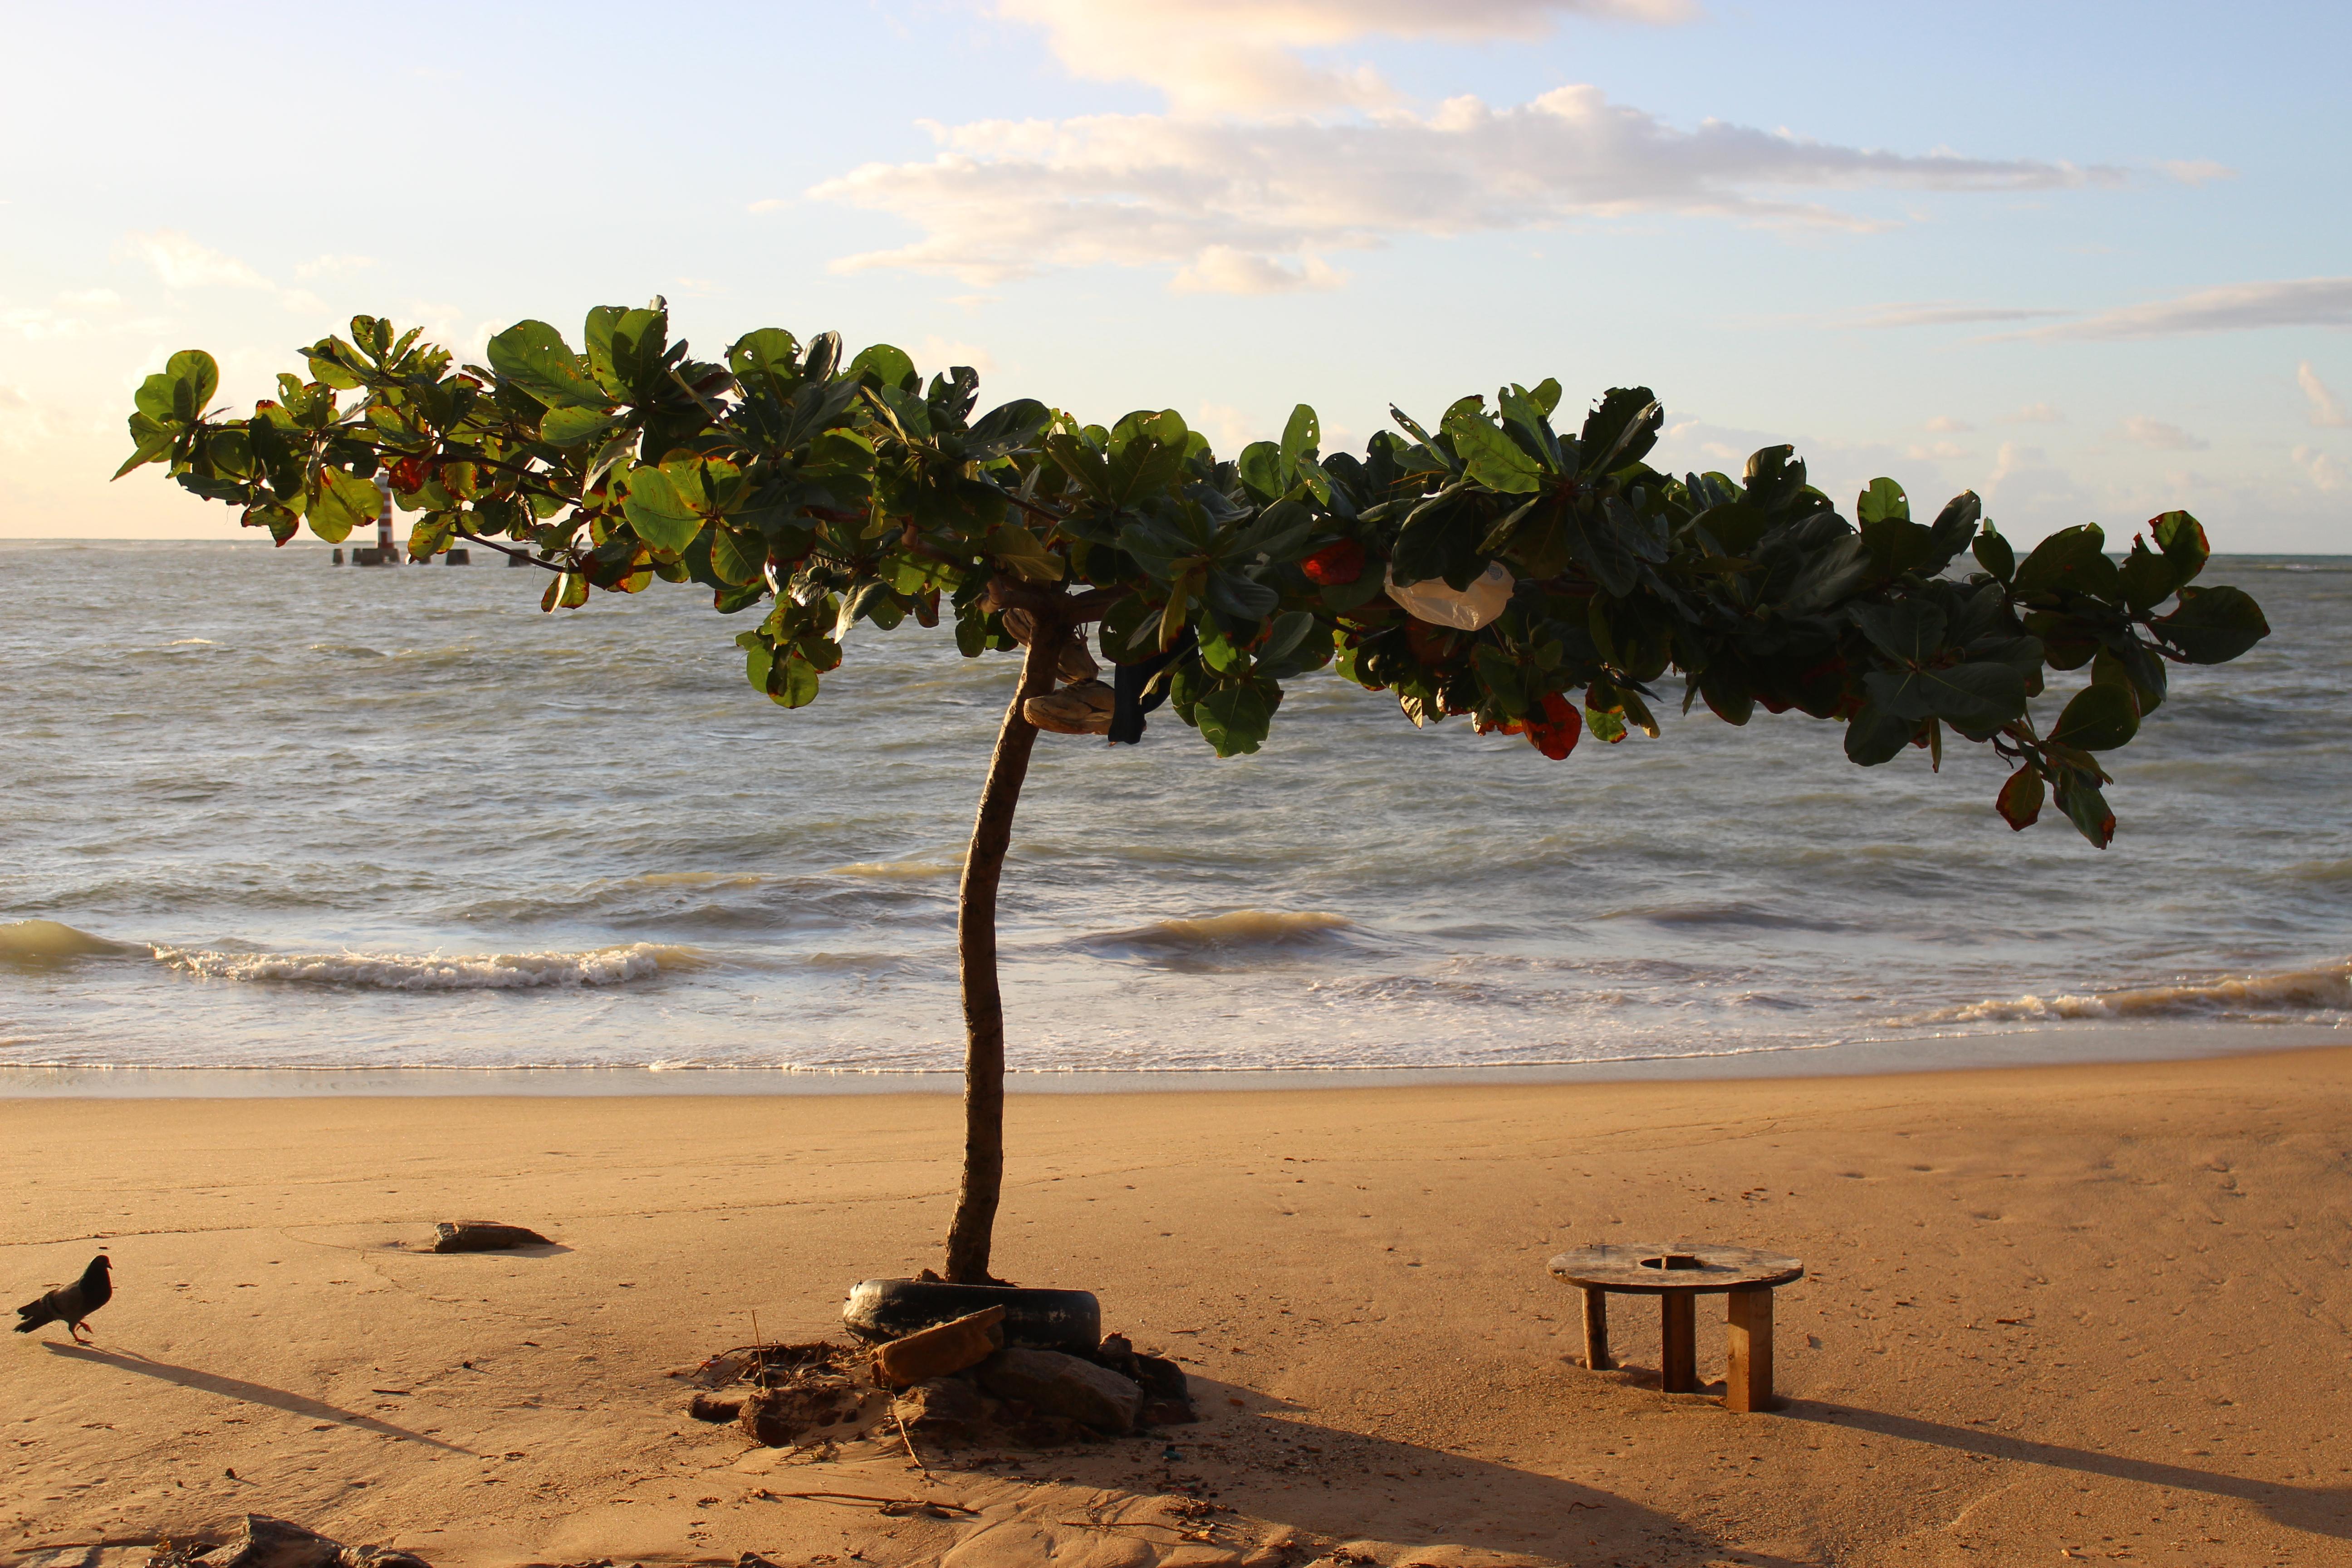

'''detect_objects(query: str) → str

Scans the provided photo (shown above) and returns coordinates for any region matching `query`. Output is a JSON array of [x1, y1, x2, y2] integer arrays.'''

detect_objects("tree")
[[119, 302, 2272, 1284]]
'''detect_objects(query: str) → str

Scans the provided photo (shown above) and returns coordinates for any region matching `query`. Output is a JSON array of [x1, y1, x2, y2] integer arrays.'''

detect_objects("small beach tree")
[[120, 304, 2270, 1283]]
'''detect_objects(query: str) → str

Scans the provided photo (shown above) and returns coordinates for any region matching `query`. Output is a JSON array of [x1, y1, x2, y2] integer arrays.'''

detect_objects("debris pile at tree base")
[[677, 1327, 1195, 1451], [147, 1514, 431, 1568]]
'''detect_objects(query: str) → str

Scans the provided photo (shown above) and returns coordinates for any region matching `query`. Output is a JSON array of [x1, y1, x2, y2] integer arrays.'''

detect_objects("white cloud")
[[56, 288, 122, 310], [2299, 361, 2349, 428], [916, 335, 1000, 377], [1193, 401, 1260, 453], [2156, 158, 2235, 186], [812, 89, 2111, 288], [2031, 277, 2352, 340], [2121, 415, 2208, 451], [2005, 402, 2065, 425], [1171, 246, 1348, 294], [1841, 300, 2076, 329], [294, 254, 376, 280], [1982, 441, 2090, 520], [996, 0, 1695, 114], [125, 230, 273, 290], [748, 198, 791, 214], [2291, 445, 2342, 491], [1923, 414, 1973, 432], [1905, 440, 1972, 461]]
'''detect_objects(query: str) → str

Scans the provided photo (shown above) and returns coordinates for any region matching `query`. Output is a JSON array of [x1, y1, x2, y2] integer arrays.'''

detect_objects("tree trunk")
[[941, 614, 1070, 1284]]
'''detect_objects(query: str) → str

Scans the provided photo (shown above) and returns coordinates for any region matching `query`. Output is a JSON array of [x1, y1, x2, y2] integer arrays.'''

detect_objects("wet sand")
[[8, 1049, 2352, 1566]]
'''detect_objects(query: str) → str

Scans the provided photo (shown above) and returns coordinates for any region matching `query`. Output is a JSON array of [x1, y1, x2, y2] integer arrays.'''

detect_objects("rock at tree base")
[[201, 1515, 341, 1568], [150, 1520, 430, 1568], [431, 1220, 550, 1253], [688, 1389, 745, 1422], [1093, 1332, 1198, 1424], [739, 1375, 879, 1446], [895, 1375, 993, 1441], [873, 1305, 1005, 1387], [976, 1346, 1143, 1434]]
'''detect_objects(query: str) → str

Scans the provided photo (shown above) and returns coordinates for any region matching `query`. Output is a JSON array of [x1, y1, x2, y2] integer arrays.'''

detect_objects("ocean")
[[2, 540, 2347, 1090]]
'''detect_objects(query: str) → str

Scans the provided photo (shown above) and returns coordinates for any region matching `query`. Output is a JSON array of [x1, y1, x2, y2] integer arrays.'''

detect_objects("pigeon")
[[15, 1254, 111, 1344]]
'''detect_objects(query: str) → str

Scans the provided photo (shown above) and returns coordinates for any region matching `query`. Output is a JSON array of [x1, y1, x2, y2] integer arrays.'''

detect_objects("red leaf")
[[1302, 539, 1365, 586], [1527, 691, 1582, 760]]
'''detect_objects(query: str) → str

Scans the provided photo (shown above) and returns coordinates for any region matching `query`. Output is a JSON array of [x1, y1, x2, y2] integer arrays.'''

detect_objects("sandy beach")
[[8, 1049, 2352, 1567]]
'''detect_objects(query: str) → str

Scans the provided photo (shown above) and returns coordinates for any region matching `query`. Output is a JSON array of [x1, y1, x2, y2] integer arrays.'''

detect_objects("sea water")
[[1, 540, 2346, 1085]]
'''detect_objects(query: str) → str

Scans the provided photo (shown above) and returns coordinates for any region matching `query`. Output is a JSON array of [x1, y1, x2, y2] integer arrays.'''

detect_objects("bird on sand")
[[15, 1254, 111, 1344]]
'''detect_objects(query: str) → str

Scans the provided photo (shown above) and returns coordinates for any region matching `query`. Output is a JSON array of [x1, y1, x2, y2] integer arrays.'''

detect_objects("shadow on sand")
[[1785, 1401, 2352, 1541], [44, 1343, 478, 1455], [946, 1377, 1817, 1567]]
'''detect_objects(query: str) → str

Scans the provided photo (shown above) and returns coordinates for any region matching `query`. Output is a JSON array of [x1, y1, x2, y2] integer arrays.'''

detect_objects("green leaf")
[[1844, 702, 1914, 765], [2151, 510, 2209, 583], [1579, 388, 1663, 474], [113, 425, 176, 480], [1280, 404, 1319, 480], [309, 468, 381, 544], [621, 465, 705, 553], [1864, 661, 2028, 736], [1972, 522, 2016, 583], [2050, 681, 2140, 751], [710, 525, 768, 587], [1856, 477, 1908, 525], [1527, 378, 1563, 417], [1849, 601, 1947, 664], [2116, 539, 2178, 613], [1996, 767, 2045, 831], [987, 522, 1065, 582], [739, 631, 774, 695], [766, 652, 820, 708], [133, 350, 220, 427], [1236, 441, 1285, 501], [1441, 407, 1542, 495], [2012, 523, 2119, 599], [2153, 584, 2269, 664], [2054, 774, 2115, 848], [849, 343, 917, 393], [1195, 678, 1279, 757], [486, 320, 608, 410], [963, 398, 1050, 462], [541, 406, 621, 447]]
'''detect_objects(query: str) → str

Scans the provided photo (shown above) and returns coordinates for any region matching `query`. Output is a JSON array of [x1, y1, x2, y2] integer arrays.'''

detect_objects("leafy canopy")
[[120, 302, 2271, 848]]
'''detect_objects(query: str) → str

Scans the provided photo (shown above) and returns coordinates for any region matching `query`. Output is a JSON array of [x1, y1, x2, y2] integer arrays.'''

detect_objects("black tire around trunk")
[[842, 1278, 1101, 1353]]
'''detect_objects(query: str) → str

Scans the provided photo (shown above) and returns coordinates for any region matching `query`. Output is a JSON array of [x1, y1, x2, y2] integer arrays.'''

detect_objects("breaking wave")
[[1926, 959, 2352, 1023], [1093, 910, 1353, 950], [152, 942, 699, 990], [0, 920, 146, 962], [828, 859, 962, 879]]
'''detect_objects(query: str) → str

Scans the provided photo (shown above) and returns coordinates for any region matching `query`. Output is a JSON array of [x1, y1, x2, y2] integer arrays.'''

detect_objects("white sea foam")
[[152, 942, 697, 990], [1926, 960, 2352, 1024]]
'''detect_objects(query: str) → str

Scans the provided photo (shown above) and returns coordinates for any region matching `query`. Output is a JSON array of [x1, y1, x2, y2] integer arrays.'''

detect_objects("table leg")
[[1725, 1288, 1775, 1412], [1659, 1293, 1697, 1393], [1581, 1286, 1612, 1371]]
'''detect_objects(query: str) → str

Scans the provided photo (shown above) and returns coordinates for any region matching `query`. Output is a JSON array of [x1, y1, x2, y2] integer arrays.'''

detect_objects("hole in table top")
[[1640, 1254, 1703, 1270]]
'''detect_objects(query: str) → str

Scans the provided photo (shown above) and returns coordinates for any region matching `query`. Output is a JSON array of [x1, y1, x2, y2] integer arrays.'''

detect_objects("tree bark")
[[941, 612, 1071, 1284]]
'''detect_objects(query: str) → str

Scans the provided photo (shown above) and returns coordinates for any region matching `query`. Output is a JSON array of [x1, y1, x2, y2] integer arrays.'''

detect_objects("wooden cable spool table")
[[1548, 1242, 1803, 1412]]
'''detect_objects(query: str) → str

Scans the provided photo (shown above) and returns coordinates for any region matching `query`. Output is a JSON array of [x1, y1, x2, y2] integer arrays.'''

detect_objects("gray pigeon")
[[15, 1254, 111, 1343]]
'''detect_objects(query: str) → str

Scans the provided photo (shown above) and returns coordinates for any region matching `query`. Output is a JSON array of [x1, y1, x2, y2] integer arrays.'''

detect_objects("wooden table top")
[[1548, 1242, 1803, 1295]]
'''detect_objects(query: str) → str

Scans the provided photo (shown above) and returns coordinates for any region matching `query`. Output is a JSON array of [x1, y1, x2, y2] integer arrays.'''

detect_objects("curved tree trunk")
[[941, 613, 1070, 1284]]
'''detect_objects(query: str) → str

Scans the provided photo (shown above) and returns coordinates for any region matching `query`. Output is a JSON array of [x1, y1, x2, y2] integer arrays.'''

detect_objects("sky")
[[2, 0, 2346, 549]]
